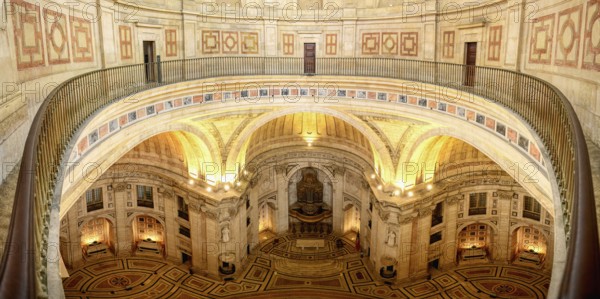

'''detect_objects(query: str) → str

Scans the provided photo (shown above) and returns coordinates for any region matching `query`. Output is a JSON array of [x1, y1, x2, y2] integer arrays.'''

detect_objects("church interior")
[[0, 0, 599, 298]]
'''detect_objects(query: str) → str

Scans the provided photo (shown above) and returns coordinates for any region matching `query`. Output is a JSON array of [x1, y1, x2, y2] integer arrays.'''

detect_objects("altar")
[[295, 239, 325, 250]]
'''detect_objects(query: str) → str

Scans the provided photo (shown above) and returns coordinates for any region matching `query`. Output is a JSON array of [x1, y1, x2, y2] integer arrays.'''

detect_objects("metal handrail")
[[0, 57, 597, 298]]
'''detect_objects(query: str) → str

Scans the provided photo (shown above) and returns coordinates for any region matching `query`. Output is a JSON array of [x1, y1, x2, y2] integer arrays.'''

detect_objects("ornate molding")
[[418, 206, 433, 217], [446, 195, 461, 205], [399, 214, 415, 225], [498, 190, 513, 200]]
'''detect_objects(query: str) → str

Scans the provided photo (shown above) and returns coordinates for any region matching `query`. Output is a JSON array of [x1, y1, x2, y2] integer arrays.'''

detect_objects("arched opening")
[[132, 215, 165, 257], [511, 225, 548, 268], [343, 203, 360, 235], [79, 217, 115, 261], [457, 223, 494, 264]]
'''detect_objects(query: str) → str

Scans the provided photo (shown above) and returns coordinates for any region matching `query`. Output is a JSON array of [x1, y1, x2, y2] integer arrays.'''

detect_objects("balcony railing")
[[0, 57, 597, 298]]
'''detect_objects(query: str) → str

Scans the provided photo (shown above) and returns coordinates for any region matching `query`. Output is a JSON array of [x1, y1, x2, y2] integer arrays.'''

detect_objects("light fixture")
[[224, 184, 230, 191], [307, 142, 312, 147], [377, 185, 383, 190], [188, 179, 194, 185], [206, 186, 212, 192], [236, 181, 242, 187], [370, 174, 376, 179], [407, 191, 414, 197], [243, 170, 248, 175], [393, 190, 400, 196], [426, 184, 433, 190]]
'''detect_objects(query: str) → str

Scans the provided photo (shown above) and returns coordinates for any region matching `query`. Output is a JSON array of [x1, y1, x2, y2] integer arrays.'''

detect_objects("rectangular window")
[[179, 226, 190, 238], [86, 188, 103, 212], [137, 185, 154, 208], [430, 232, 442, 244], [468, 193, 487, 215], [523, 196, 541, 221], [431, 202, 443, 227], [177, 196, 189, 221]]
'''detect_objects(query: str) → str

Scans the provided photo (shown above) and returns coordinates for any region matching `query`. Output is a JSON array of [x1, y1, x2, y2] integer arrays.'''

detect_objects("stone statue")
[[387, 231, 396, 246], [221, 226, 230, 243]]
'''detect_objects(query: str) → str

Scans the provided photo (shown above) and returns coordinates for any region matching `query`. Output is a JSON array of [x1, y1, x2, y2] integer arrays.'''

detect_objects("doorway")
[[463, 42, 477, 86], [304, 43, 316, 74], [143, 41, 156, 82]]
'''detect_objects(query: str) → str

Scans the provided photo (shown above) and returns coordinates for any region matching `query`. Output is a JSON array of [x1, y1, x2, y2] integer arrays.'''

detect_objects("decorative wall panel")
[[400, 32, 418, 56], [241, 32, 259, 54], [119, 26, 133, 60], [165, 29, 177, 57], [70, 16, 94, 62], [283, 33, 294, 55], [583, 0, 600, 71], [11, 0, 45, 69], [381, 32, 398, 55], [555, 5, 582, 67], [487, 26, 502, 61], [202, 30, 220, 54], [326, 33, 337, 55], [442, 31, 455, 59], [529, 14, 555, 64], [361, 32, 380, 55], [44, 7, 70, 65], [222, 31, 239, 54]]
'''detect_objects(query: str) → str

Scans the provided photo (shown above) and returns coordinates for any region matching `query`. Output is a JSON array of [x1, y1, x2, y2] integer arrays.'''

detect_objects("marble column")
[[114, 184, 132, 257], [188, 203, 205, 273], [332, 179, 344, 235], [275, 166, 289, 233], [396, 214, 415, 282], [411, 207, 433, 278], [205, 214, 219, 277], [162, 189, 179, 263], [440, 197, 459, 269], [66, 208, 82, 268], [496, 191, 512, 262]]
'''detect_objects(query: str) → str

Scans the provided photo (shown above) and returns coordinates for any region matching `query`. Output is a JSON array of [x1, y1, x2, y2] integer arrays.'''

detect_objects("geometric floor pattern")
[[63, 256, 550, 298], [259, 234, 357, 260]]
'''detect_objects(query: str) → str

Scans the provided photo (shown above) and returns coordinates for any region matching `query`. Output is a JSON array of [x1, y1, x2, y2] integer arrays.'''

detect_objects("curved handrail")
[[0, 57, 597, 298]]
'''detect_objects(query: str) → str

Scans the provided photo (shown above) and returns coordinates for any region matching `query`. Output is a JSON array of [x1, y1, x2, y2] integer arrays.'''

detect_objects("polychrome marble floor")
[[63, 255, 550, 298]]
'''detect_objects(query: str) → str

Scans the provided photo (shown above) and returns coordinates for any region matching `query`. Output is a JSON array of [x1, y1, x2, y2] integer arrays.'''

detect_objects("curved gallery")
[[60, 112, 554, 297]]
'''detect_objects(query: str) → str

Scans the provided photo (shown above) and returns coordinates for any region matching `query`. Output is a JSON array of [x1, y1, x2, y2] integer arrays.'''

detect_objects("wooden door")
[[143, 41, 156, 82], [304, 43, 316, 74], [464, 42, 477, 86]]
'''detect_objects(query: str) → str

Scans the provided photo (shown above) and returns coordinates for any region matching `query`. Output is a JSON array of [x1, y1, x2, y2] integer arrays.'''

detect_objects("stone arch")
[[224, 107, 393, 181], [59, 122, 219, 219], [397, 129, 553, 216]]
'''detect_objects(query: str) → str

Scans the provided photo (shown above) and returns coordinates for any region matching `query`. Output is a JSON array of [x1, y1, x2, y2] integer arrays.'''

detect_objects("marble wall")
[[2, 0, 599, 187]]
